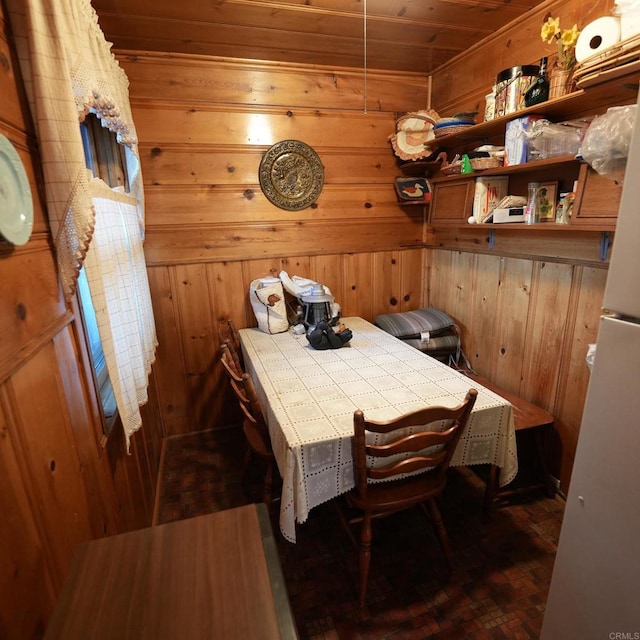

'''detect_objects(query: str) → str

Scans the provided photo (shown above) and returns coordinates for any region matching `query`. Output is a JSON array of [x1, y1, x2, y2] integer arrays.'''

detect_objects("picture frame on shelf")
[[394, 176, 431, 204], [537, 181, 558, 221]]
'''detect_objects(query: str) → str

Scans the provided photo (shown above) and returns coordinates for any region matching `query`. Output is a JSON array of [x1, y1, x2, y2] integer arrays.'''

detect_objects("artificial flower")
[[541, 17, 560, 43], [541, 16, 581, 70], [562, 24, 580, 49]]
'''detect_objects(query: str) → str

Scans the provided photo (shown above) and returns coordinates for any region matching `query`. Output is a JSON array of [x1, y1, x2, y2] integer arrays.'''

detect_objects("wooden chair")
[[221, 319, 243, 366], [219, 345, 278, 508], [226, 319, 242, 352], [238, 373, 278, 508], [221, 364, 248, 407], [220, 340, 243, 379], [340, 389, 478, 607]]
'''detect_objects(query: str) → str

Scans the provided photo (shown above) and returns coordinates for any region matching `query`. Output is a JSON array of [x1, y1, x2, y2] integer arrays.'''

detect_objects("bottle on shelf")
[[556, 191, 569, 224], [484, 85, 496, 121], [524, 57, 549, 108], [526, 182, 540, 224]]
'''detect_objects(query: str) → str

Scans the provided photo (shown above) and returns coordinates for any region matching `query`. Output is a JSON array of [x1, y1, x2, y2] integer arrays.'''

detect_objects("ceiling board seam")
[[98, 9, 495, 38]]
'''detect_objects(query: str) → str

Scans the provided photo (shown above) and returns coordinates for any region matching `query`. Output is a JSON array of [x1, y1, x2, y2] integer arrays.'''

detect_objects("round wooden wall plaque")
[[259, 140, 324, 211]]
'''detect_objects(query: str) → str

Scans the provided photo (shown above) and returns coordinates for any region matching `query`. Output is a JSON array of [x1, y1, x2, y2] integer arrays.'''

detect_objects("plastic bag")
[[586, 343, 597, 371], [614, 0, 640, 41], [614, 0, 640, 12], [579, 105, 638, 184], [523, 118, 591, 160], [279, 271, 341, 321]]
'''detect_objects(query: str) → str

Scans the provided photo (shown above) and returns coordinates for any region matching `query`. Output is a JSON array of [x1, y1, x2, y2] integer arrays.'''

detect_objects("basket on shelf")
[[433, 123, 475, 138], [441, 163, 462, 176], [469, 156, 503, 171], [432, 113, 477, 139]]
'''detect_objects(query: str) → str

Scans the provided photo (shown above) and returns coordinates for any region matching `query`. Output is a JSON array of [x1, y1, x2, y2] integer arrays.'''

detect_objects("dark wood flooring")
[[155, 427, 564, 640]]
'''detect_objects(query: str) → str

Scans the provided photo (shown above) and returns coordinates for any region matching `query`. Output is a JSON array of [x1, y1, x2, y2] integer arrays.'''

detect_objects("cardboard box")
[[504, 115, 542, 166], [492, 206, 526, 223], [473, 176, 509, 222]]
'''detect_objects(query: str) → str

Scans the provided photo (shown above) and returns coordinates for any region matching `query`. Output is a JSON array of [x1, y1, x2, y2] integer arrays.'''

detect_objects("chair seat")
[[346, 472, 446, 513]]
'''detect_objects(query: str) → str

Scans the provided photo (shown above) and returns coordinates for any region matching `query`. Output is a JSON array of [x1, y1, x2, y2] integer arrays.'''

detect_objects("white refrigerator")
[[541, 91, 640, 638]]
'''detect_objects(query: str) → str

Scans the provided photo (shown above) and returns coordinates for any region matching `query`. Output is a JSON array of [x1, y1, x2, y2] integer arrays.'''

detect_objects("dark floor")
[[155, 428, 564, 640]]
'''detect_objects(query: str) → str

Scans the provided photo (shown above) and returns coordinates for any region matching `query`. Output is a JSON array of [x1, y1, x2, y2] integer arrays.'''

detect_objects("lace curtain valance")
[[6, 0, 141, 300]]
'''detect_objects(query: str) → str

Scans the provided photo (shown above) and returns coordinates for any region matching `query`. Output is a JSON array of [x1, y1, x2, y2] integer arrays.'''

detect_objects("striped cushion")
[[374, 308, 455, 340], [403, 332, 460, 353]]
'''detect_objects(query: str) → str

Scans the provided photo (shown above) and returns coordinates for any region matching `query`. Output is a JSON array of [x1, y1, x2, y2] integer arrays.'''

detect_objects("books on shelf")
[[472, 176, 509, 223]]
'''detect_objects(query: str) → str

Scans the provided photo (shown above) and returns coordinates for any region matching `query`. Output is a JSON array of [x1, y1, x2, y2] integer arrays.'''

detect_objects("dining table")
[[239, 316, 518, 543], [43, 504, 298, 639]]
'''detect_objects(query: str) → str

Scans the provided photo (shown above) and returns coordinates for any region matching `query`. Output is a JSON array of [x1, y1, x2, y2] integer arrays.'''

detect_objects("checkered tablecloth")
[[240, 317, 517, 543]]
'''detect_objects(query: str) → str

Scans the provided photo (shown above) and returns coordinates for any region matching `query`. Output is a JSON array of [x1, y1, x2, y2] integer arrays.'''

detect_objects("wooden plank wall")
[[119, 52, 430, 435], [427, 248, 607, 489], [428, 0, 619, 489], [121, 3, 618, 489], [0, 0, 623, 633], [0, 5, 164, 637]]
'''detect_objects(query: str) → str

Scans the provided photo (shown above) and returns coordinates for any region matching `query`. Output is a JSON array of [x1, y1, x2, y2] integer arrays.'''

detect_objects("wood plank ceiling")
[[92, 0, 540, 75]]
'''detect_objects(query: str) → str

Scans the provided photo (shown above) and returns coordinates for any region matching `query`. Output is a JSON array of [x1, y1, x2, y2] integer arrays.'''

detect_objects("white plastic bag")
[[579, 105, 637, 184], [586, 343, 597, 371], [614, 0, 640, 39], [279, 271, 341, 320]]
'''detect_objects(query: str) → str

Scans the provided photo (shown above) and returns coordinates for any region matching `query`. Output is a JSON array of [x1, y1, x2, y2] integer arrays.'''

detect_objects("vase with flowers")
[[540, 16, 581, 98]]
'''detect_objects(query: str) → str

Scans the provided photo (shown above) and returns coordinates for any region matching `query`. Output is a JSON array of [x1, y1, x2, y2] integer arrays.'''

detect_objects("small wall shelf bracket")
[[600, 231, 611, 261]]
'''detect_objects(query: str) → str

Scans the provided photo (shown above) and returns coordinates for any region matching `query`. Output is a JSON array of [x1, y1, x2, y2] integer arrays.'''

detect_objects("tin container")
[[494, 65, 539, 118], [484, 91, 496, 121]]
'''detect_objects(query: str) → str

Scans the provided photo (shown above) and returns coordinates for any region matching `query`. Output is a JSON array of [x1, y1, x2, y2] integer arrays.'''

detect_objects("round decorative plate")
[[0, 134, 33, 245], [259, 140, 324, 211]]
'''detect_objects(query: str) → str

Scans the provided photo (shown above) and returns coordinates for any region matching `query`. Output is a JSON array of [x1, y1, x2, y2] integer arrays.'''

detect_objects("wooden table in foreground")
[[44, 504, 298, 640]]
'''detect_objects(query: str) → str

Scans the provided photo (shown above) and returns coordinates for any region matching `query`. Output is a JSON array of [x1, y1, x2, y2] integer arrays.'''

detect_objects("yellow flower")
[[541, 17, 560, 43], [561, 24, 580, 48], [540, 16, 581, 70]]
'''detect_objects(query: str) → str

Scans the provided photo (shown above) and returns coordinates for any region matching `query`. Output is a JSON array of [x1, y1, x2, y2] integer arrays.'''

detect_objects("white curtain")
[[85, 179, 157, 447], [6, 0, 157, 448]]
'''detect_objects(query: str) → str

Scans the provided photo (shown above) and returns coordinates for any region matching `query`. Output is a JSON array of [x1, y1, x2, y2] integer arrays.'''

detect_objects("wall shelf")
[[428, 74, 639, 151], [429, 156, 580, 184], [426, 80, 629, 233]]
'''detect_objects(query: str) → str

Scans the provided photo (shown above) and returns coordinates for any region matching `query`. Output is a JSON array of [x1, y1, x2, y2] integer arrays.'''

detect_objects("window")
[[77, 266, 117, 427], [80, 113, 130, 192], [78, 113, 128, 432]]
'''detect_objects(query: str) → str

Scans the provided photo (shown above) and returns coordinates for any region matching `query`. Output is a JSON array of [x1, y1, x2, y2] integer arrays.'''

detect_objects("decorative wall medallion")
[[259, 140, 324, 211]]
